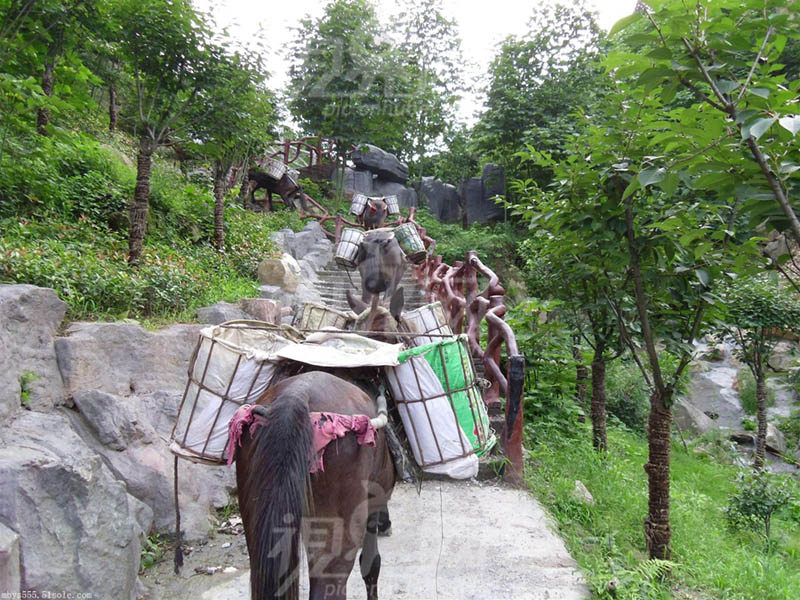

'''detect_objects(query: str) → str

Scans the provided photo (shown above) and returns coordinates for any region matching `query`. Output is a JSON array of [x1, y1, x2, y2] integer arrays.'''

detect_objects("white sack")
[[384, 357, 478, 479]]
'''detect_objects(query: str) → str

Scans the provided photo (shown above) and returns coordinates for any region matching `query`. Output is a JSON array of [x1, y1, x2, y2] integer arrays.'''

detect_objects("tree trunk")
[[109, 84, 118, 133], [128, 135, 155, 265], [37, 57, 55, 135], [573, 342, 588, 423], [755, 367, 767, 470], [590, 354, 608, 452], [213, 160, 226, 251], [644, 388, 672, 560]]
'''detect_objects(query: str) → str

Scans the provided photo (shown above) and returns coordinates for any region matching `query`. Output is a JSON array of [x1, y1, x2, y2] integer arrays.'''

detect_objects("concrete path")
[[200, 479, 589, 600]]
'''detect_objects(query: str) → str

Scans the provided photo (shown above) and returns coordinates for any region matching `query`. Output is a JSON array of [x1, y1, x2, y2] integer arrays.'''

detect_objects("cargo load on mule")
[[170, 301, 495, 477]]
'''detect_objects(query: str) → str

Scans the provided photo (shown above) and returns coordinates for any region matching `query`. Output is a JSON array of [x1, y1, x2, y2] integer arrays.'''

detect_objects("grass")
[[524, 423, 800, 599]]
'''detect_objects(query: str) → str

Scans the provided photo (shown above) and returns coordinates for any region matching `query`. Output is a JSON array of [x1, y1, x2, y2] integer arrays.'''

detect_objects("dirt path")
[[142, 479, 588, 600]]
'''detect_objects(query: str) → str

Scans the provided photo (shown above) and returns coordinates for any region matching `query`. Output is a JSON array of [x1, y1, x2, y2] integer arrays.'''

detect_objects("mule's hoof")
[[377, 527, 392, 537]]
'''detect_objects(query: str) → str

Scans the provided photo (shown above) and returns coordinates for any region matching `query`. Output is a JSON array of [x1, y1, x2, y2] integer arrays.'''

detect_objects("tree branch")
[[737, 26, 773, 104]]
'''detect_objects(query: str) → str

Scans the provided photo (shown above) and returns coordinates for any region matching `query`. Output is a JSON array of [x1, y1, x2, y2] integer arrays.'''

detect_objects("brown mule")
[[234, 371, 396, 600]]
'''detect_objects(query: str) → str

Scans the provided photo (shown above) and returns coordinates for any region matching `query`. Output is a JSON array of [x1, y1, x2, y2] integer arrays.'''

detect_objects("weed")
[[19, 370, 39, 406], [139, 534, 166, 570]]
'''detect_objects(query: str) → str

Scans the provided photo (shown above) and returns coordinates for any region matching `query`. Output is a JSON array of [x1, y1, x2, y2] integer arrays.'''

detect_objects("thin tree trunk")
[[573, 341, 588, 423], [755, 367, 767, 470], [591, 353, 608, 452], [129, 135, 154, 265], [644, 388, 672, 560], [213, 160, 225, 251], [37, 57, 55, 135], [109, 84, 118, 133]]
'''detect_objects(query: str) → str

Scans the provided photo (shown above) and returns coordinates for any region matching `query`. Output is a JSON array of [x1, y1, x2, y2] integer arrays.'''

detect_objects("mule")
[[234, 370, 396, 600], [354, 231, 406, 304], [248, 168, 309, 212], [360, 198, 388, 230]]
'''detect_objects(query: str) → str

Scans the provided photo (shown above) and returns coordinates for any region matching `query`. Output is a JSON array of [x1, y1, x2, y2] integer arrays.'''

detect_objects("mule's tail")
[[245, 395, 313, 600]]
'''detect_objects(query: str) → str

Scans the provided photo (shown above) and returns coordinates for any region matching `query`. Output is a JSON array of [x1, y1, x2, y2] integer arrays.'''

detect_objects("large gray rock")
[[673, 398, 715, 435], [460, 166, 506, 224], [239, 298, 285, 324], [196, 302, 249, 325], [55, 322, 201, 397], [419, 178, 461, 223], [373, 179, 417, 209], [0, 522, 20, 595], [767, 422, 787, 455], [0, 411, 140, 598], [0, 285, 67, 422], [331, 167, 374, 195], [71, 390, 234, 539], [482, 163, 505, 204], [768, 341, 798, 372], [352, 144, 409, 184]]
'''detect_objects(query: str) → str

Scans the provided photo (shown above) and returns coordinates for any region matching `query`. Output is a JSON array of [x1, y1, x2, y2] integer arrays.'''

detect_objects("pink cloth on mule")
[[226, 404, 377, 472]]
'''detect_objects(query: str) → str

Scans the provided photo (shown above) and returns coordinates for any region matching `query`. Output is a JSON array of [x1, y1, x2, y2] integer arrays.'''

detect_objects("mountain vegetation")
[[2, 0, 800, 598]]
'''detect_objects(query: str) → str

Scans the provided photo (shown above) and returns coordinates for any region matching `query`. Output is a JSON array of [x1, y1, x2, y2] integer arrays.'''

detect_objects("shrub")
[[605, 359, 651, 433], [725, 471, 795, 549]]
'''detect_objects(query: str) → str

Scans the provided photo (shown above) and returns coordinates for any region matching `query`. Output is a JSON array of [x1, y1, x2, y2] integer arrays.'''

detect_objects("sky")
[[197, 0, 638, 123]]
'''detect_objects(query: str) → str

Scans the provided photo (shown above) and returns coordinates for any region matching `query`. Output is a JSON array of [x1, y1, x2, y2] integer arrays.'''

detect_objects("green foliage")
[[19, 370, 39, 406], [139, 534, 166, 570], [526, 425, 800, 599], [605, 359, 651, 432], [737, 368, 776, 416], [473, 1, 606, 189], [725, 471, 796, 549], [776, 409, 800, 452], [507, 300, 582, 430]]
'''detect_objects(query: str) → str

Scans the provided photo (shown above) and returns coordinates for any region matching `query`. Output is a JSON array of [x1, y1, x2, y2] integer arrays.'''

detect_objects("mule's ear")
[[389, 286, 405, 323], [347, 289, 369, 314]]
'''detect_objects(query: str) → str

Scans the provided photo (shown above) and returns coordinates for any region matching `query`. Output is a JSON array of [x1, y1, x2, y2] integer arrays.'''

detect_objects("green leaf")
[[609, 13, 643, 37], [638, 167, 666, 187], [660, 171, 680, 196], [749, 88, 770, 99], [778, 115, 800, 136], [716, 79, 740, 94], [622, 176, 642, 200], [742, 117, 776, 141], [696, 269, 709, 287]]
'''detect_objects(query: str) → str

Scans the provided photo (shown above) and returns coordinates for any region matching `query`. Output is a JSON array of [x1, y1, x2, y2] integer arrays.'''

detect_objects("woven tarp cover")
[[399, 336, 496, 456], [276, 330, 402, 368]]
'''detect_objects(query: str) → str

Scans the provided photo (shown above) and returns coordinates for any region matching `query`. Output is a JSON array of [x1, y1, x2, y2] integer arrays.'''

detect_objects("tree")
[[389, 0, 465, 177], [718, 277, 800, 468], [615, 0, 800, 278], [473, 1, 605, 188], [187, 52, 277, 250], [513, 145, 628, 452], [113, 0, 222, 264], [287, 0, 405, 153]]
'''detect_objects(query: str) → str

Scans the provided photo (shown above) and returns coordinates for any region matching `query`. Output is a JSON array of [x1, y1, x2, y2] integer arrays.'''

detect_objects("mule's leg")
[[359, 511, 382, 600]]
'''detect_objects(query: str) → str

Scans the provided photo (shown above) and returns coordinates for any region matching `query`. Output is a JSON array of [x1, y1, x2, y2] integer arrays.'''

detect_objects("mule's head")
[[363, 198, 388, 230], [355, 231, 406, 298], [347, 287, 405, 343]]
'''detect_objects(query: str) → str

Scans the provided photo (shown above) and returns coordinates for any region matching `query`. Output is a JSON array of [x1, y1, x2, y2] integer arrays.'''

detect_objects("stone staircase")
[[312, 262, 428, 312]]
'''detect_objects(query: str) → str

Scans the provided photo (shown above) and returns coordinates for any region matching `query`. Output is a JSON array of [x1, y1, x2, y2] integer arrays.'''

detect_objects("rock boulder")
[[55, 322, 201, 398], [257, 253, 301, 292], [352, 144, 409, 184], [196, 301, 250, 325], [0, 411, 141, 598], [0, 522, 20, 595], [673, 397, 716, 435], [419, 177, 461, 223], [0, 284, 67, 422]]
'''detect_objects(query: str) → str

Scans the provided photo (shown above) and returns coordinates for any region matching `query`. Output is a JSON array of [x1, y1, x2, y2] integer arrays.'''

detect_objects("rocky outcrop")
[[0, 411, 141, 598], [458, 164, 506, 224], [419, 177, 461, 223], [460, 178, 483, 225], [55, 322, 201, 398], [0, 284, 67, 422], [196, 301, 250, 325], [373, 179, 418, 209], [673, 397, 715, 435], [482, 163, 505, 205], [258, 253, 302, 292], [0, 522, 20, 594], [768, 340, 798, 372], [333, 167, 374, 195], [352, 144, 409, 183]]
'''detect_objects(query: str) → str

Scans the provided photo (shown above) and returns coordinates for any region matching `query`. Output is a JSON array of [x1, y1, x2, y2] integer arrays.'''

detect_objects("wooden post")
[[504, 354, 526, 485]]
